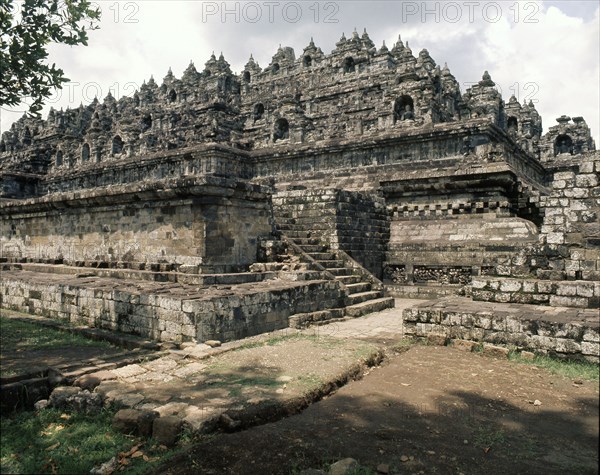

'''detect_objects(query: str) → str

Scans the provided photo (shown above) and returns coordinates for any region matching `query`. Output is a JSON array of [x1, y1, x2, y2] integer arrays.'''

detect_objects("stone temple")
[[1, 31, 598, 360]]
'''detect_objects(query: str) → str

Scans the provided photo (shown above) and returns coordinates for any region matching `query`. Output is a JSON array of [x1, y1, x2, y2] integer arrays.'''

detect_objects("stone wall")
[[252, 120, 546, 186], [0, 35, 597, 346], [538, 152, 600, 281], [273, 188, 389, 277], [43, 145, 253, 195], [471, 277, 600, 309], [0, 274, 345, 343], [0, 172, 40, 199], [331, 190, 389, 278], [404, 297, 599, 362], [383, 167, 541, 289], [0, 177, 273, 273]]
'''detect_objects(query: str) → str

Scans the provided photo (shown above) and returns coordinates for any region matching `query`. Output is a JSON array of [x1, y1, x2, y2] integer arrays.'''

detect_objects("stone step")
[[276, 223, 331, 231], [13, 263, 272, 286], [291, 237, 325, 246], [306, 252, 336, 260], [344, 297, 395, 318], [314, 260, 345, 269], [298, 244, 330, 253], [284, 230, 323, 239], [249, 262, 306, 273], [345, 282, 372, 295], [327, 267, 354, 276], [293, 232, 331, 239], [288, 308, 346, 329], [335, 275, 363, 284], [347, 290, 383, 305]]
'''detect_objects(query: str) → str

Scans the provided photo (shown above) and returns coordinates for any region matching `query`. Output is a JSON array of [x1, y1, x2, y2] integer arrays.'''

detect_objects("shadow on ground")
[[151, 345, 599, 475]]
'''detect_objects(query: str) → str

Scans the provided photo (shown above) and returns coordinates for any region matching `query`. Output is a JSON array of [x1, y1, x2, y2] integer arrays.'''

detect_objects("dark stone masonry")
[[1, 32, 598, 360]]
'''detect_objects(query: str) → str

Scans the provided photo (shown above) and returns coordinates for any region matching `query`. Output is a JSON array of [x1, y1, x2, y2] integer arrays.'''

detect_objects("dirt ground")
[[2, 308, 598, 474], [154, 344, 599, 475]]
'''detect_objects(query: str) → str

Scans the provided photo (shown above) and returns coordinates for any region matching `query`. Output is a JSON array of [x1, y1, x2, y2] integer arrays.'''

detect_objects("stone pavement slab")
[[305, 299, 427, 340]]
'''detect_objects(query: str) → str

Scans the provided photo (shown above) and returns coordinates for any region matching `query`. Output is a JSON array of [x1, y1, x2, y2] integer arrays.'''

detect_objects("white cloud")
[[477, 3, 599, 143]]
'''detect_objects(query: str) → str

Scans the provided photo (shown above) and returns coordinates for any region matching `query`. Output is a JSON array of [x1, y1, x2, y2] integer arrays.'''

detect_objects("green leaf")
[[0, 0, 101, 112]]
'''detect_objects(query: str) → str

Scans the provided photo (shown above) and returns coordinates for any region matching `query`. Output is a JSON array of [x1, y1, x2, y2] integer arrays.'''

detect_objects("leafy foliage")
[[0, 0, 100, 115], [0, 408, 171, 474]]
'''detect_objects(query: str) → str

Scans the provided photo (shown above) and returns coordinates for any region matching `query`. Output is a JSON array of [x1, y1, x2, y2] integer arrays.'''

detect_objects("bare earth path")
[[2, 302, 598, 474], [153, 300, 599, 475]]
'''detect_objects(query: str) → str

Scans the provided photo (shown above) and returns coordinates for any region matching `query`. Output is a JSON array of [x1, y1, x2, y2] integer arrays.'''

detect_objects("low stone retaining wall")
[[0, 271, 345, 343], [404, 296, 599, 362], [385, 283, 460, 299], [472, 277, 600, 309]]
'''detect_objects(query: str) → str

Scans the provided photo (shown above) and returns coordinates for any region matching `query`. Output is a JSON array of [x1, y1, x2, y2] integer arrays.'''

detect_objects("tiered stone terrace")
[[1, 32, 598, 359]]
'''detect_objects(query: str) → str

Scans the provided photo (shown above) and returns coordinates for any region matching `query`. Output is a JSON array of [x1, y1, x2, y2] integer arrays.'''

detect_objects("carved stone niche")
[[383, 264, 407, 284]]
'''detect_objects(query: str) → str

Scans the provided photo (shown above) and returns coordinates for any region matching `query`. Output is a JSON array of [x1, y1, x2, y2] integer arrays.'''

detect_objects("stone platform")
[[404, 296, 599, 362], [0, 262, 394, 344], [0, 268, 346, 343]]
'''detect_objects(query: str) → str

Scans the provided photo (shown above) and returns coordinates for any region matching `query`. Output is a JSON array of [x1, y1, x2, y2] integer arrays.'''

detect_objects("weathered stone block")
[[471, 279, 487, 290], [546, 233, 564, 244], [576, 174, 598, 188], [505, 317, 522, 334], [483, 344, 509, 358], [329, 458, 359, 475], [581, 341, 600, 356], [576, 283, 596, 298], [472, 290, 494, 302], [522, 281, 536, 293], [464, 327, 486, 341], [499, 279, 522, 292], [530, 335, 557, 350], [113, 408, 158, 436], [555, 338, 581, 354], [583, 328, 600, 342], [426, 333, 448, 346], [549, 295, 588, 308], [537, 281, 557, 294], [152, 415, 182, 447], [452, 339, 478, 352]]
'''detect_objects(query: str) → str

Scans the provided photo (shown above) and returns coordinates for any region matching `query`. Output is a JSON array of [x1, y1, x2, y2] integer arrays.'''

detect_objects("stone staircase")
[[276, 226, 395, 328]]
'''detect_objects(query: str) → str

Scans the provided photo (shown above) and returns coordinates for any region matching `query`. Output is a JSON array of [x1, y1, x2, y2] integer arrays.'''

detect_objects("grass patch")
[[0, 407, 183, 474], [472, 426, 506, 450], [0, 317, 113, 353], [389, 338, 418, 353], [353, 343, 379, 361], [0, 317, 116, 377], [295, 372, 324, 388], [509, 352, 599, 381], [204, 372, 282, 397], [235, 332, 343, 352], [472, 342, 484, 353]]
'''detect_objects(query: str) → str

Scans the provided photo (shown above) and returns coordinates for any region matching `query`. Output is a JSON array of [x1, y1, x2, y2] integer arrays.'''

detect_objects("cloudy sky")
[[2, 0, 599, 144]]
